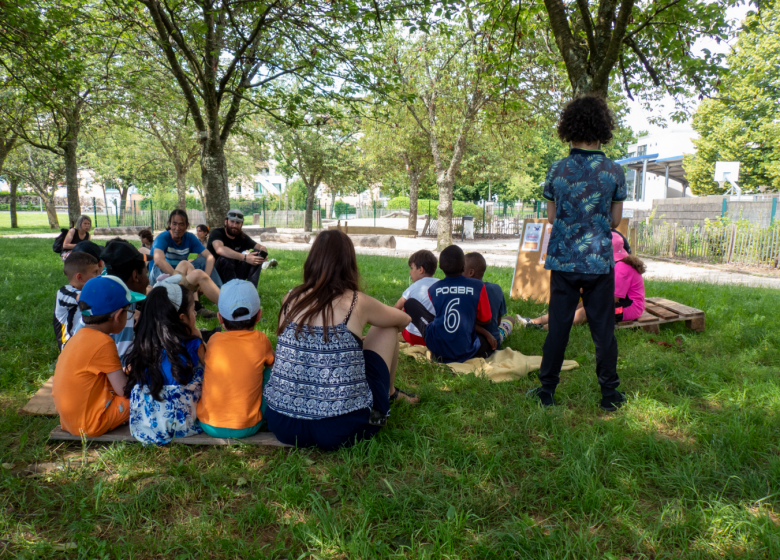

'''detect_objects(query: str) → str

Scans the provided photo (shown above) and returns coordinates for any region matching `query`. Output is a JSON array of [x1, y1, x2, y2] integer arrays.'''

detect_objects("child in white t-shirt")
[[394, 250, 439, 346]]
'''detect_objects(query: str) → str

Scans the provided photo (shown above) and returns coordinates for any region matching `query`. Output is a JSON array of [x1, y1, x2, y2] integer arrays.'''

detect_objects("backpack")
[[52, 228, 70, 254]]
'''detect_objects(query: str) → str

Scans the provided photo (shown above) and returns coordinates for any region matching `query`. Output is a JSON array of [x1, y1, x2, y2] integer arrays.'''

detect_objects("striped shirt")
[[151, 231, 205, 267], [53, 285, 84, 351], [110, 309, 136, 364]]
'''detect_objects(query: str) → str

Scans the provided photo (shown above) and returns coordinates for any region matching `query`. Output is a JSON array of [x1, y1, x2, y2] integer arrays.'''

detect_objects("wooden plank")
[[644, 303, 679, 320], [49, 425, 291, 447], [645, 297, 703, 317], [19, 377, 58, 416], [636, 310, 660, 323]]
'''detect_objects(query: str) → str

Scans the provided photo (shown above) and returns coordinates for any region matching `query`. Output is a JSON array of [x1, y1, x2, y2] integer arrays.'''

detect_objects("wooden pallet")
[[617, 297, 705, 334], [19, 376, 57, 416], [49, 424, 291, 447]]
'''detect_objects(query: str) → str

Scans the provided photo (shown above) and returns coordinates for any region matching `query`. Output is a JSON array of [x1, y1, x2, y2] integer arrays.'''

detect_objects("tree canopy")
[[685, 2, 780, 195]]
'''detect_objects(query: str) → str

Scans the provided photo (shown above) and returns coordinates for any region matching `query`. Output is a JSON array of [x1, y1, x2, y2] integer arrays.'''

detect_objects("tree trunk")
[[9, 175, 19, 228], [43, 196, 59, 229], [119, 186, 130, 226], [436, 178, 454, 250], [201, 136, 230, 227], [304, 183, 317, 232], [176, 165, 187, 210], [404, 157, 421, 231], [0, 133, 18, 176], [330, 189, 336, 218], [63, 139, 80, 227]]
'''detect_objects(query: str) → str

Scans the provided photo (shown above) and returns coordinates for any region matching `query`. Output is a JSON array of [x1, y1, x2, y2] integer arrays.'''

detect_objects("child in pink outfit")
[[523, 232, 647, 328], [613, 233, 646, 321]]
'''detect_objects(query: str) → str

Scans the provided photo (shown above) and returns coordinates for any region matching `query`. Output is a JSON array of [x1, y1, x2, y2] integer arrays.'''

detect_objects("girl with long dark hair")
[[125, 280, 205, 445], [264, 230, 416, 451]]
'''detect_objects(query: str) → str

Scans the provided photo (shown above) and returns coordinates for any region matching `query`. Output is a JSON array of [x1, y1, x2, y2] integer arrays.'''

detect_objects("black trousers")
[[404, 298, 492, 360], [215, 255, 262, 287], [539, 269, 620, 396]]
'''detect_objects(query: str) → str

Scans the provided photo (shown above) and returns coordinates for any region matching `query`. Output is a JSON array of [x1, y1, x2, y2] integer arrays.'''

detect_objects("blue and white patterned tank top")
[[264, 292, 373, 420]]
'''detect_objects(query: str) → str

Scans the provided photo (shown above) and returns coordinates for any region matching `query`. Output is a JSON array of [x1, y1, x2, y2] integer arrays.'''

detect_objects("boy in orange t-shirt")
[[53, 276, 146, 437], [198, 279, 274, 438]]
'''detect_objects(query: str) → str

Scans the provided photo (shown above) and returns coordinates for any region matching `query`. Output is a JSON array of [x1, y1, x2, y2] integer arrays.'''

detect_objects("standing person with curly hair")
[[526, 95, 628, 412]]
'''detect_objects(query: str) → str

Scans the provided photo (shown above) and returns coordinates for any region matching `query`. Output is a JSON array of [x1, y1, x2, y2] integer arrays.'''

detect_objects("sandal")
[[389, 387, 418, 404]]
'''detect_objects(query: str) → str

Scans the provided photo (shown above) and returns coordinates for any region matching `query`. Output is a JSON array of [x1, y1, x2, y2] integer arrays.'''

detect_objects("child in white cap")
[[125, 278, 205, 445], [197, 279, 274, 438]]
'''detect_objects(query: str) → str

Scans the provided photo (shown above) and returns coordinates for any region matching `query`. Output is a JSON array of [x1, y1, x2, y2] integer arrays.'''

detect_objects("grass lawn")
[[0, 212, 71, 236], [1, 239, 780, 558]]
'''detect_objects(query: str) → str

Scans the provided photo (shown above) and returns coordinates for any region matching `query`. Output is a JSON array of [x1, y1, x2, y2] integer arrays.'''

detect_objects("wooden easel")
[[510, 218, 629, 303]]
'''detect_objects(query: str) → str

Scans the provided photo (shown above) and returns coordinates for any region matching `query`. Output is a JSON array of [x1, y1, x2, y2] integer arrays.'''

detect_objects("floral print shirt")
[[542, 148, 627, 274], [130, 339, 204, 445]]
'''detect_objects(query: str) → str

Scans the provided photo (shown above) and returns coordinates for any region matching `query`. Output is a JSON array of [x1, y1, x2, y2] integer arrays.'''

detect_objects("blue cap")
[[218, 279, 260, 321], [80, 275, 146, 316]]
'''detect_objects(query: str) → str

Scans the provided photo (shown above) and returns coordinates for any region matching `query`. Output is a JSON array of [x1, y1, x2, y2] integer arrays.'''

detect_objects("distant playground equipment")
[[715, 161, 742, 197]]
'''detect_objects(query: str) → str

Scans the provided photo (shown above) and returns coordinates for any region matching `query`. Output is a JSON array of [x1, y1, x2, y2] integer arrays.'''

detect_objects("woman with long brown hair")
[[264, 230, 417, 450]]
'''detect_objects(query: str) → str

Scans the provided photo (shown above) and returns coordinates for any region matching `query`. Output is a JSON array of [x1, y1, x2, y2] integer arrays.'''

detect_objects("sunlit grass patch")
[[1, 239, 780, 557]]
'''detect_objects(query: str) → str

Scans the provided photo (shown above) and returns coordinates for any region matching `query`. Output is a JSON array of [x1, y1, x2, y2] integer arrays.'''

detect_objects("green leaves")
[[686, 4, 780, 195]]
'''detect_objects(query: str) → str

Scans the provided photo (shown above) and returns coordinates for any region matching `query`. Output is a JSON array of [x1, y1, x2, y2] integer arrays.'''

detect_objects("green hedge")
[[388, 197, 482, 219]]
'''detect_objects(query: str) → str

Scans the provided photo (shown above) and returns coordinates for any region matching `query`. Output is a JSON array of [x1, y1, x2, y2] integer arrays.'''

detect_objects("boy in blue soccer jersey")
[[403, 245, 492, 363], [527, 95, 628, 412]]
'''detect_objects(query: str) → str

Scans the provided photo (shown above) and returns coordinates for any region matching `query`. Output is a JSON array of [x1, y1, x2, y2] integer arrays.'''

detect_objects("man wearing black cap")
[[205, 209, 267, 288]]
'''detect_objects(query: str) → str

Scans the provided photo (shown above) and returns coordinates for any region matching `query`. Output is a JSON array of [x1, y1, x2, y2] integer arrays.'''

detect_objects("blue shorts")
[[265, 350, 391, 451]]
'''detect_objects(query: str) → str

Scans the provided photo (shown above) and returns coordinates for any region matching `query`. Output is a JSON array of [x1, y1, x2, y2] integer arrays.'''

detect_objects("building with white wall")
[[615, 128, 698, 211]]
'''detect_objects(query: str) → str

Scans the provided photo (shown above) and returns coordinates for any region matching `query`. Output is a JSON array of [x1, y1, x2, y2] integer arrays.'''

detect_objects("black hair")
[[103, 238, 147, 283], [439, 245, 465, 277], [222, 306, 258, 331], [63, 251, 98, 280], [557, 95, 616, 145], [167, 208, 189, 228], [125, 286, 197, 401], [78, 301, 126, 325], [408, 250, 437, 276], [138, 229, 154, 244], [464, 252, 487, 279], [196, 224, 209, 233]]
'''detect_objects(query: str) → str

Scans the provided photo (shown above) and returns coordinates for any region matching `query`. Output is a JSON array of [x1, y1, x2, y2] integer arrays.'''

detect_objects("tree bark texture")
[[402, 153, 423, 232], [304, 184, 318, 232], [201, 138, 230, 227], [119, 186, 130, 226], [0, 133, 18, 177], [176, 166, 187, 210], [43, 195, 59, 229], [62, 136, 80, 227], [9, 175, 19, 229], [542, 0, 635, 97]]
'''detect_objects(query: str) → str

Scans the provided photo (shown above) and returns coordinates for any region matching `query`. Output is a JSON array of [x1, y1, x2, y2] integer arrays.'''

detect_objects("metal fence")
[[422, 211, 546, 238], [77, 203, 317, 231], [636, 222, 780, 268]]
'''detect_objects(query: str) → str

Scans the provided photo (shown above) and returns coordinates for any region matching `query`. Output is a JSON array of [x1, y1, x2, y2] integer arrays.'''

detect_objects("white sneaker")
[[262, 258, 278, 269]]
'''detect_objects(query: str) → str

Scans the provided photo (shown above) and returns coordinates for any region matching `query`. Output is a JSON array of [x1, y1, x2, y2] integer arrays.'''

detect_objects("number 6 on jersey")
[[443, 298, 461, 333]]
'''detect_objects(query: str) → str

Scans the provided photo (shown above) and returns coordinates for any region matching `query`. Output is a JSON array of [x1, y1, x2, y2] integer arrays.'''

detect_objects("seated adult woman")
[[521, 232, 646, 329], [264, 230, 418, 451], [61, 215, 92, 261]]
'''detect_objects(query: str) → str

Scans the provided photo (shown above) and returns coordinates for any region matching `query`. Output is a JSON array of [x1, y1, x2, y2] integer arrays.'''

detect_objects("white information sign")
[[521, 222, 544, 251]]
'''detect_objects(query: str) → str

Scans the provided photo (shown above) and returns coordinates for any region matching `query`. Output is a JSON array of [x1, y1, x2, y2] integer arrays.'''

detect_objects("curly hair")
[[557, 95, 616, 145], [620, 254, 646, 275]]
